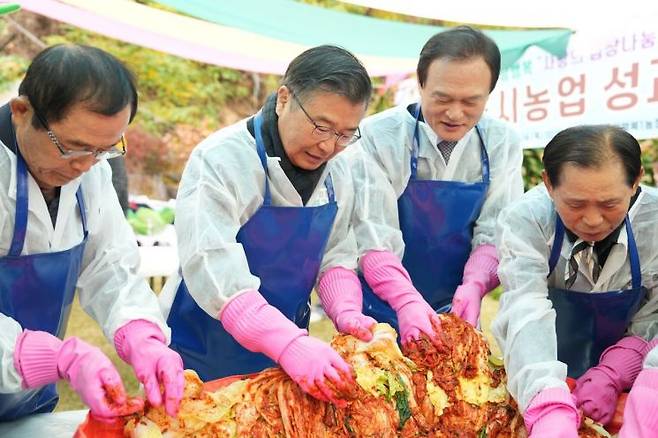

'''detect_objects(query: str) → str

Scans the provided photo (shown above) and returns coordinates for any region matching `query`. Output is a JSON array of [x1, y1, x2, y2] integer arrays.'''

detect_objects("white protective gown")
[[159, 118, 358, 320], [647, 342, 658, 368], [493, 184, 658, 410], [348, 104, 524, 258], [0, 143, 170, 393]]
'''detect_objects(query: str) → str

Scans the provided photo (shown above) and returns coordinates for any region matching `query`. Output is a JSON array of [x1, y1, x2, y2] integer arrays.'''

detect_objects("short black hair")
[[282, 45, 372, 106], [417, 25, 501, 92], [543, 125, 642, 187], [18, 44, 138, 128]]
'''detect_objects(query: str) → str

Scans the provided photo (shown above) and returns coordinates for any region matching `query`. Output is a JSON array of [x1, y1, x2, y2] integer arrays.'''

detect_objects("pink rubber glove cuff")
[[360, 250, 440, 344], [574, 336, 648, 424], [114, 320, 184, 417], [360, 250, 414, 309], [451, 245, 499, 326], [114, 320, 166, 361], [14, 330, 63, 389], [460, 244, 500, 293], [220, 289, 306, 361], [318, 267, 376, 341], [14, 330, 137, 418], [524, 387, 580, 437], [598, 336, 648, 389], [220, 290, 354, 405]]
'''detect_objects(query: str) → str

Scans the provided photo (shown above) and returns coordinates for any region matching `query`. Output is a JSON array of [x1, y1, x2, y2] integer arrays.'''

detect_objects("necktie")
[[437, 140, 458, 163], [565, 241, 601, 288]]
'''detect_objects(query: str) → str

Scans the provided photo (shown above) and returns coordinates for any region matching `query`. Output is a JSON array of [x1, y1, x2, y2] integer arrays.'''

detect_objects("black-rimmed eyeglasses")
[[291, 92, 361, 148]]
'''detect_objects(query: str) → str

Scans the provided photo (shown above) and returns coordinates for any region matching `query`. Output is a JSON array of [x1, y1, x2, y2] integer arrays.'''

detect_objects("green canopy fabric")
[[154, 0, 571, 70], [0, 3, 20, 15]]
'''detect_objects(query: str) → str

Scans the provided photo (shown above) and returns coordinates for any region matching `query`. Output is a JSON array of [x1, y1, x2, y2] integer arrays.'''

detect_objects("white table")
[[138, 245, 179, 279], [135, 224, 179, 292], [0, 409, 88, 437]]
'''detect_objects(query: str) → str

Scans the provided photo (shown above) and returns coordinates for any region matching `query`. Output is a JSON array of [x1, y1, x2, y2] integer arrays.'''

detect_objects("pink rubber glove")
[[573, 336, 647, 425], [523, 387, 580, 438], [318, 267, 377, 341], [220, 289, 354, 406], [14, 330, 140, 418], [451, 244, 499, 326], [114, 320, 184, 417], [360, 250, 440, 345], [619, 368, 658, 438]]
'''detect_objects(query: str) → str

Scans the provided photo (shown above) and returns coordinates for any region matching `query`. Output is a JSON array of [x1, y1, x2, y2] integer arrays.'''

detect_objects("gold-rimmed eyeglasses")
[[33, 110, 127, 160]]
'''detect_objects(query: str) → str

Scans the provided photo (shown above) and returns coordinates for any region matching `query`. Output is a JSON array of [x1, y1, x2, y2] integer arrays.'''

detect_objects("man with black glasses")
[[0, 44, 183, 422], [161, 45, 374, 406]]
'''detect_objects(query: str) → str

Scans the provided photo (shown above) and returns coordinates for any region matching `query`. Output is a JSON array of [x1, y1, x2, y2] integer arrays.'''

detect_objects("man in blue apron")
[[349, 26, 523, 344], [160, 45, 373, 405], [493, 125, 658, 437], [0, 44, 183, 422]]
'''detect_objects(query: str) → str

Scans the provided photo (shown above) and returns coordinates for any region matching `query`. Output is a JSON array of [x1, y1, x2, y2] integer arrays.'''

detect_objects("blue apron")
[[167, 113, 338, 381], [362, 104, 490, 330], [0, 107, 87, 421], [547, 215, 646, 378]]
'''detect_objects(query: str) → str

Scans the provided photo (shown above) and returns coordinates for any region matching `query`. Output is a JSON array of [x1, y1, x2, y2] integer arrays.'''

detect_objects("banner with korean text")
[[488, 25, 658, 148]]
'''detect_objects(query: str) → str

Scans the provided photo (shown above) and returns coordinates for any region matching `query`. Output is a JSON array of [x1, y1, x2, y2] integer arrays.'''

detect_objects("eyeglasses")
[[33, 109, 127, 160], [291, 92, 361, 147]]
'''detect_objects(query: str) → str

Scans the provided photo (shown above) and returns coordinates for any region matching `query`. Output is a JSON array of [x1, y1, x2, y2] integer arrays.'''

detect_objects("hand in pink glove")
[[451, 244, 500, 327], [360, 250, 440, 345], [14, 330, 141, 418], [114, 320, 184, 417], [220, 290, 355, 406], [318, 267, 377, 341], [451, 284, 483, 327], [619, 368, 658, 438], [573, 336, 647, 425], [278, 335, 354, 405], [523, 387, 580, 438], [395, 298, 440, 346]]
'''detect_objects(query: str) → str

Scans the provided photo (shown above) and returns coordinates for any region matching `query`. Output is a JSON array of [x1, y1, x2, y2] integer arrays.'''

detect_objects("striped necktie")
[[565, 241, 601, 288], [437, 140, 458, 163]]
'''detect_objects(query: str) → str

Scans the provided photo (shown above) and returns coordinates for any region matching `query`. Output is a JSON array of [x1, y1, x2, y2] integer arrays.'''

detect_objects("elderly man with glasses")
[[160, 45, 374, 406], [0, 43, 183, 422]]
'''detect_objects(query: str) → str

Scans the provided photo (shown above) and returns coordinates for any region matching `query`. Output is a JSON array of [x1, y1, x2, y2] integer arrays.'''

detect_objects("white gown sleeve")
[[343, 146, 405, 260], [472, 119, 524, 248], [174, 138, 262, 319], [627, 187, 658, 341], [317, 157, 359, 274], [492, 190, 569, 411], [0, 313, 24, 393], [76, 162, 171, 343], [0, 178, 23, 392], [646, 342, 658, 369]]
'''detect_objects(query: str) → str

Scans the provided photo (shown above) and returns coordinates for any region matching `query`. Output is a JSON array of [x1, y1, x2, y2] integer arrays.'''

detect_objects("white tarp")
[[338, 0, 658, 30]]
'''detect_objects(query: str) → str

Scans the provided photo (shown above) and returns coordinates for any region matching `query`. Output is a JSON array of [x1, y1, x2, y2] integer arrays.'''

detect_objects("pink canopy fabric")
[[15, 0, 417, 76]]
